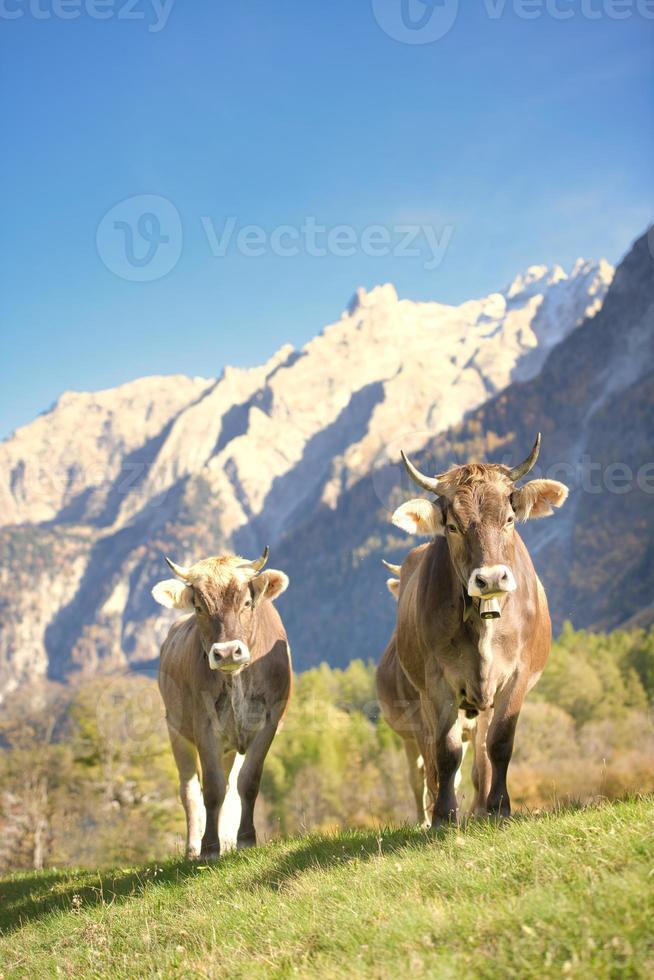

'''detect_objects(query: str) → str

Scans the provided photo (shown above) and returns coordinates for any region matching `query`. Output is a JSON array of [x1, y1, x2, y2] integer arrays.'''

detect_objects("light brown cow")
[[377, 435, 568, 826], [152, 547, 292, 859]]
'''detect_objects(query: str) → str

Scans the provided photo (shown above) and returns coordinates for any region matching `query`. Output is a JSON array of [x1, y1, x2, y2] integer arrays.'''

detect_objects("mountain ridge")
[[0, 252, 636, 699], [272, 229, 653, 670]]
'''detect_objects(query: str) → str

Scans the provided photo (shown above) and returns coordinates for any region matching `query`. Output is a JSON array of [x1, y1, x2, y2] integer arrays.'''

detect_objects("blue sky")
[[1, 0, 652, 440]]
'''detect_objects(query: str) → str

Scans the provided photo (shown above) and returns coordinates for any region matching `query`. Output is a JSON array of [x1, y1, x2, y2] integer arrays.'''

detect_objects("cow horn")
[[239, 546, 270, 574], [165, 556, 191, 581], [508, 433, 541, 483], [400, 450, 450, 498], [381, 560, 402, 576]]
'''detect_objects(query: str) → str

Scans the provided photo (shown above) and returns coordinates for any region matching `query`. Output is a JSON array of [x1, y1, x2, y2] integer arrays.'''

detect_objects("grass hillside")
[[0, 798, 652, 978]]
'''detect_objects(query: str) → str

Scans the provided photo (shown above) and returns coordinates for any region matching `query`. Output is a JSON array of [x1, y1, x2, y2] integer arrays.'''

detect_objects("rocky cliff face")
[[274, 230, 654, 671], [0, 256, 618, 698]]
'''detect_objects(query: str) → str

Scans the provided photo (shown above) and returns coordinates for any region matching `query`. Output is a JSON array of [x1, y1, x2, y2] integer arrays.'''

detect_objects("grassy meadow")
[[1, 797, 652, 978], [1, 627, 653, 976]]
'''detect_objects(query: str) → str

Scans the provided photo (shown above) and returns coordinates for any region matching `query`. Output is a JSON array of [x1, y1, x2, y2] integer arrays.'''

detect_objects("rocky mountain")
[[0, 254, 619, 699], [275, 229, 654, 671]]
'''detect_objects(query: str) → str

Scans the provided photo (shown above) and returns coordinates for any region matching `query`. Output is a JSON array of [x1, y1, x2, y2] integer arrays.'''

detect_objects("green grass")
[[1, 798, 653, 979]]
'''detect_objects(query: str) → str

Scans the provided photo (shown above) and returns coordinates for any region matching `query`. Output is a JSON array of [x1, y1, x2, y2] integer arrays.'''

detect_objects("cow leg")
[[486, 715, 519, 817], [418, 734, 436, 826], [218, 751, 245, 853], [433, 725, 463, 826], [470, 710, 492, 815], [196, 735, 227, 860], [483, 682, 526, 818], [403, 738, 429, 828], [168, 728, 205, 860], [422, 694, 461, 827], [236, 723, 277, 849]]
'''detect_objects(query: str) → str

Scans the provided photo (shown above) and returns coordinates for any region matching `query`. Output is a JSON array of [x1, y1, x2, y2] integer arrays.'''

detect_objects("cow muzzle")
[[467, 565, 516, 620], [467, 565, 516, 599], [208, 640, 251, 673]]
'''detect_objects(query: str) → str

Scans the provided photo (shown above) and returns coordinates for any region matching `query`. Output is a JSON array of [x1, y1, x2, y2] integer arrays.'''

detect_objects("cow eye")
[[447, 523, 459, 534], [243, 598, 252, 609], [505, 515, 515, 527]]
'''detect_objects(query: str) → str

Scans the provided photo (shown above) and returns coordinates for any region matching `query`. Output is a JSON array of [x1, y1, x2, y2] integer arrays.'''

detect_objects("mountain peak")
[[346, 283, 399, 315], [507, 263, 565, 299], [222, 342, 295, 383], [505, 258, 612, 302]]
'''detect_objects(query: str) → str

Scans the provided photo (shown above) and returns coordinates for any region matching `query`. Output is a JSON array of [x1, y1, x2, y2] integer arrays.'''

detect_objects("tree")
[[0, 683, 73, 872]]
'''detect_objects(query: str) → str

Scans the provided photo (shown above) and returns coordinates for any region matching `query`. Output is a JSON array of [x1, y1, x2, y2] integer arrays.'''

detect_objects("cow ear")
[[151, 579, 194, 610], [251, 569, 289, 604], [386, 578, 400, 600], [392, 498, 444, 537], [511, 480, 569, 521]]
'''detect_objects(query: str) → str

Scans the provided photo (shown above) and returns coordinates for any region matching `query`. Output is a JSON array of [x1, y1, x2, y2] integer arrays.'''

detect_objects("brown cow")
[[152, 547, 292, 859], [376, 435, 568, 826]]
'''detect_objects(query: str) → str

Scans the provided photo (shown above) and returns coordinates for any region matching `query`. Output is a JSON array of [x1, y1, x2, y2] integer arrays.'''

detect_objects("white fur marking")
[[454, 740, 469, 792], [184, 773, 205, 859], [476, 620, 496, 708], [218, 753, 245, 852], [478, 619, 494, 665]]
